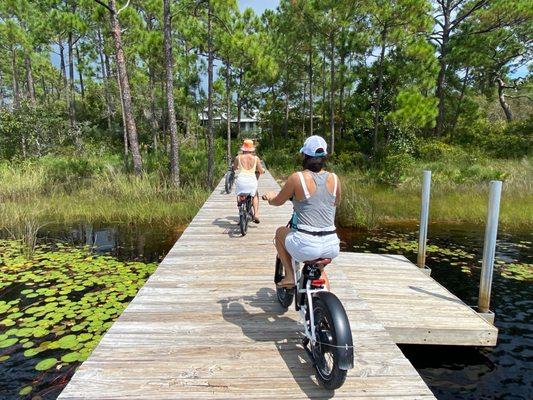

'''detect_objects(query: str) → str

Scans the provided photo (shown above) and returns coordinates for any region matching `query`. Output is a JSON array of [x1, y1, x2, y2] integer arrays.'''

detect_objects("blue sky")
[[238, 0, 279, 14]]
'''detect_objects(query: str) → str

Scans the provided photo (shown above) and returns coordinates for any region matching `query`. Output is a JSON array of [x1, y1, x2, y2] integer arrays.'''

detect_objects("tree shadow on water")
[[218, 287, 334, 399]]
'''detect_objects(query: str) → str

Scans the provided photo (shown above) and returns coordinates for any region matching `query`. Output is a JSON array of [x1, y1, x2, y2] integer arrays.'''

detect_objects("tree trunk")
[[308, 47, 313, 136], [302, 81, 306, 138], [225, 60, 231, 162], [373, 30, 386, 155], [11, 48, 20, 109], [182, 42, 192, 143], [97, 29, 113, 131], [40, 75, 47, 104], [0, 72, 5, 108], [76, 46, 85, 99], [496, 77, 513, 122], [68, 32, 76, 127], [24, 55, 36, 106], [450, 67, 470, 135], [322, 48, 326, 136], [148, 66, 159, 150], [339, 51, 346, 139], [109, 0, 142, 174], [269, 86, 276, 145], [283, 91, 289, 138], [236, 68, 243, 138], [116, 67, 129, 155], [59, 42, 68, 94], [434, 6, 451, 136], [206, 0, 215, 189], [329, 34, 335, 154], [163, 0, 180, 187]]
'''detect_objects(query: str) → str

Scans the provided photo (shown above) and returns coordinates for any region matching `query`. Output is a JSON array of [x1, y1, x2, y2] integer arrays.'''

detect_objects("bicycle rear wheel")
[[239, 204, 248, 236], [312, 298, 348, 390]]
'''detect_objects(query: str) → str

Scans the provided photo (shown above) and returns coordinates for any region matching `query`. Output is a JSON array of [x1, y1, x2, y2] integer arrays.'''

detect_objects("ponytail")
[[303, 154, 325, 172]]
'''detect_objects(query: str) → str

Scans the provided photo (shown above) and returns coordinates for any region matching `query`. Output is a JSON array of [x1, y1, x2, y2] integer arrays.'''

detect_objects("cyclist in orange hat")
[[234, 139, 264, 223]]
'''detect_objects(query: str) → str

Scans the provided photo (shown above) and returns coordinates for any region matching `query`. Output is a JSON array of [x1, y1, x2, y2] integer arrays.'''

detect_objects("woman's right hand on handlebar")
[[262, 192, 276, 202]]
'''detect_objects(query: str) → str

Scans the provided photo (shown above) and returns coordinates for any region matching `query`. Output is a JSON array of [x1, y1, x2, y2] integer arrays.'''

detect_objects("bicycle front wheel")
[[239, 204, 248, 236], [224, 172, 231, 194], [275, 256, 293, 308]]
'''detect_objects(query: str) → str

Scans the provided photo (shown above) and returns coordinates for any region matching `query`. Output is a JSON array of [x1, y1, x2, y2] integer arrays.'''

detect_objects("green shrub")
[[417, 140, 464, 161], [376, 152, 415, 186], [454, 117, 532, 158], [483, 119, 532, 158]]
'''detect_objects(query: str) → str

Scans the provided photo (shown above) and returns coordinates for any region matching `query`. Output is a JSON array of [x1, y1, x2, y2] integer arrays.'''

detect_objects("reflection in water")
[[37, 222, 181, 263], [339, 224, 532, 400]]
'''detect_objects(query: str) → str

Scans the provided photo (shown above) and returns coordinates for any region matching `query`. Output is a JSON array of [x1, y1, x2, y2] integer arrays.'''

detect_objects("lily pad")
[[0, 338, 18, 348], [61, 351, 82, 363], [19, 386, 32, 396], [35, 357, 57, 371], [24, 348, 41, 357]]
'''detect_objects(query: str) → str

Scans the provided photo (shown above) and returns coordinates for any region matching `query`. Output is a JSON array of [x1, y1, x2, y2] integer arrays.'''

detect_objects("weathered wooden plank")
[[332, 253, 498, 345]]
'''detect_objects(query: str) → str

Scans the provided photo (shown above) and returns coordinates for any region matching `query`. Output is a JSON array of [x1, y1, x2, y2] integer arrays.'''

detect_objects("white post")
[[417, 170, 431, 269], [478, 180, 502, 314]]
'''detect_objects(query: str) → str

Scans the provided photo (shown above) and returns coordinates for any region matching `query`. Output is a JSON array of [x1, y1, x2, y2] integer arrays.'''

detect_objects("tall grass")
[[260, 147, 532, 231], [0, 153, 210, 233]]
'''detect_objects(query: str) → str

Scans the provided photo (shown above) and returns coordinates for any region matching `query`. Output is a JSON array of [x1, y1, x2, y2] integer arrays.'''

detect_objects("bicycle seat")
[[305, 258, 332, 266]]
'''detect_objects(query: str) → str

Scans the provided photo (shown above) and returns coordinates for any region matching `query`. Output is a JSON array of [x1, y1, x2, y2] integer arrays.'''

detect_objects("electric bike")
[[274, 254, 353, 390]]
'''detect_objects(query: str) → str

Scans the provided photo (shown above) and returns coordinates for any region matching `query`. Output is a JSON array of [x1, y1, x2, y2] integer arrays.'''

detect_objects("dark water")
[[339, 224, 533, 400], [1, 222, 531, 399], [38, 222, 181, 263]]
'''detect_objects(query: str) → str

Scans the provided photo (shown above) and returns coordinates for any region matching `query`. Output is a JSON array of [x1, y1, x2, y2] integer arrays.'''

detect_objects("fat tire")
[[276, 287, 294, 308], [274, 256, 294, 308], [239, 204, 248, 236], [224, 172, 231, 194], [312, 298, 348, 390]]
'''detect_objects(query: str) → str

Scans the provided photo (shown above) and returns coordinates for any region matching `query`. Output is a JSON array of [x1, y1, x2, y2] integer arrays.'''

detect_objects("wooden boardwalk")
[[333, 253, 498, 346], [58, 170, 495, 399]]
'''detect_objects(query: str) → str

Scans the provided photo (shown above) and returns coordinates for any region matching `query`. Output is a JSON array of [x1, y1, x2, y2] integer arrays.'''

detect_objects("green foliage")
[[455, 118, 533, 158], [0, 104, 68, 160], [417, 140, 463, 161], [387, 89, 438, 129], [376, 151, 415, 186]]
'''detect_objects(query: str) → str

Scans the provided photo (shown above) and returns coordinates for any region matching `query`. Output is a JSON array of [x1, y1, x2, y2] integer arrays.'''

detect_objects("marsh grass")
[[263, 150, 532, 231], [0, 157, 210, 232]]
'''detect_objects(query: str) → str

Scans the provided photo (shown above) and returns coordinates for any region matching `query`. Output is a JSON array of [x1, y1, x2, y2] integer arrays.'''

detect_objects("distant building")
[[198, 108, 261, 137]]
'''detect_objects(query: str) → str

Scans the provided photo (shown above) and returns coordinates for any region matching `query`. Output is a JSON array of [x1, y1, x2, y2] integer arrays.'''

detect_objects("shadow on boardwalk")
[[219, 287, 334, 399], [212, 215, 258, 238]]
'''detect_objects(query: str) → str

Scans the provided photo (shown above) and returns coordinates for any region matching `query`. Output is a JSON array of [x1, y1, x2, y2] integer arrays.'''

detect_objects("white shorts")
[[235, 174, 258, 195], [285, 231, 340, 263]]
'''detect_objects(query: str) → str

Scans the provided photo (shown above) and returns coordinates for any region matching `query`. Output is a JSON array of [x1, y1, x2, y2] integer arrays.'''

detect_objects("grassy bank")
[[0, 154, 211, 234], [2, 142, 531, 234], [262, 147, 532, 231]]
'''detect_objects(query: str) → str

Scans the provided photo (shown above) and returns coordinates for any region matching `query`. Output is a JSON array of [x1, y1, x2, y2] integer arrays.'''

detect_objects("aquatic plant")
[[0, 239, 157, 397], [355, 231, 532, 282]]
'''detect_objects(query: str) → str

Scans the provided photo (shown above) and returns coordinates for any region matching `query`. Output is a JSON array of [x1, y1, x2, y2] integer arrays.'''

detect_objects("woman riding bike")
[[262, 135, 340, 289], [234, 139, 264, 223]]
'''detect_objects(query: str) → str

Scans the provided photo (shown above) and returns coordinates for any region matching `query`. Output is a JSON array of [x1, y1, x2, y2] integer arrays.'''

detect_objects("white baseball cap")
[[300, 135, 328, 157]]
